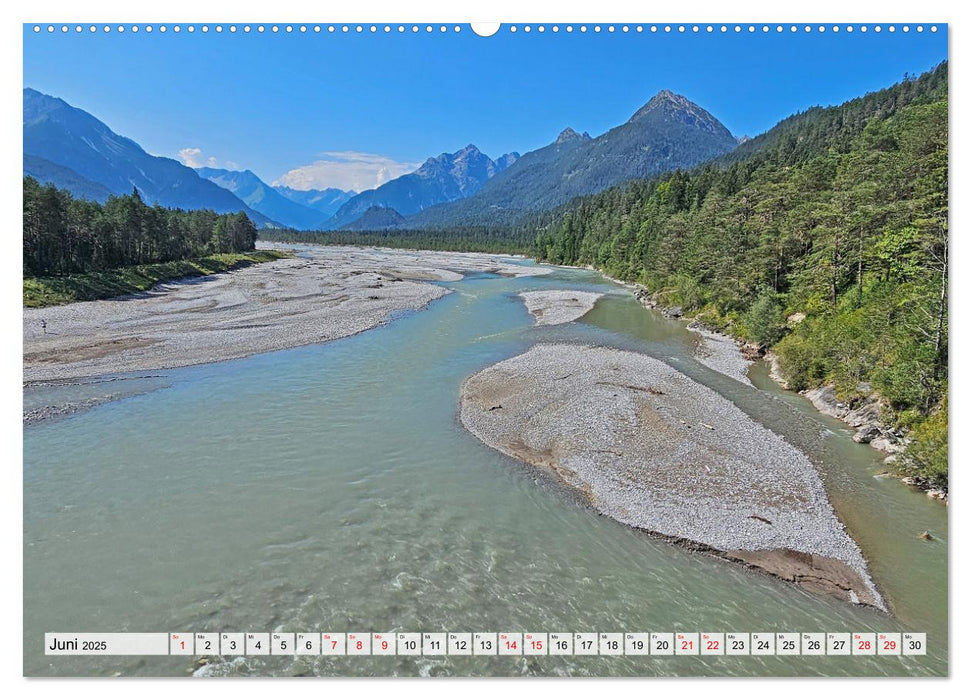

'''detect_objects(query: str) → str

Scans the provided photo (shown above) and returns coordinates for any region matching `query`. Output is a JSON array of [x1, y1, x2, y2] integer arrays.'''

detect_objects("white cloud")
[[178, 147, 204, 168], [272, 151, 421, 192], [178, 147, 220, 169]]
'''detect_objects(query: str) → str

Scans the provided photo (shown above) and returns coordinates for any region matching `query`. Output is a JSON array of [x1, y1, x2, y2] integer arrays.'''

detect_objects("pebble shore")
[[688, 325, 755, 386]]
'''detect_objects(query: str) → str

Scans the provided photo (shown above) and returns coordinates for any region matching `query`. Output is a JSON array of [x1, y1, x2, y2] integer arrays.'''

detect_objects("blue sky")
[[23, 24, 947, 192]]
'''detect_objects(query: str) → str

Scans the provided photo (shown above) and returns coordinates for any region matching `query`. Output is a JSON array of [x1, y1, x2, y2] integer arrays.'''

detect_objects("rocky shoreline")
[[800, 386, 945, 502], [802, 385, 902, 452], [460, 343, 884, 608]]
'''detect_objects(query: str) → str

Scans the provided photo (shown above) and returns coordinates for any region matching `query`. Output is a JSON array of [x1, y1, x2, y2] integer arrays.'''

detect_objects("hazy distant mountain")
[[22, 88, 278, 227], [341, 206, 406, 231], [274, 185, 356, 218], [409, 90, 738, 228], [24, 154, 114, 202], [493, 151, 520, 171], [328, 144, 519, 230], [197, 167, 329, 230]]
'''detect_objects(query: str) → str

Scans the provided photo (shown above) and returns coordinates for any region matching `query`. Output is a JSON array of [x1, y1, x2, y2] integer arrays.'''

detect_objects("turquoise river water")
[[23, 254, 947, 676]]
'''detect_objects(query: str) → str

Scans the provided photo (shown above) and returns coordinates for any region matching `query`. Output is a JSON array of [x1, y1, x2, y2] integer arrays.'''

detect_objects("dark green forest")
[[535, 63, 948, 488], [265, 226, 534, 254], [23, 177, 258, 276]]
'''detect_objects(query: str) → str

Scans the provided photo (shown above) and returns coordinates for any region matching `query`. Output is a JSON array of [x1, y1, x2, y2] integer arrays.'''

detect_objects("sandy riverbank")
[[23, 244, 549, 383], [518, 290, 603, 326], [460, 343, 883, 608]]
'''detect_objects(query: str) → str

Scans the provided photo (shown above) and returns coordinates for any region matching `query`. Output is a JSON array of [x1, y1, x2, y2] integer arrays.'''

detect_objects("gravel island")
[[460, 343, 883, 608], [518, 290, 603, 326]]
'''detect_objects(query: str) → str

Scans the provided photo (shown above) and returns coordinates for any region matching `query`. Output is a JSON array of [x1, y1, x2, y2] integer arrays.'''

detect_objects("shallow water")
[[23, 256, 947, 676]]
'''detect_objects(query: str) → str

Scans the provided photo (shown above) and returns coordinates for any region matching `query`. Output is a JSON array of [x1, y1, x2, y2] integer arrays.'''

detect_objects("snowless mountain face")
[[493, 152, 520, 171], [23, 154, 114, 202], [554, 126, 592, 145], [22, 88, 278, 227], [626, 89, 734, 137], [325, 144, 519, 230], [273, 186, 356, 218], [340, 205, 407, 231], [196, 167, 339, 230], [407, 90, 739, 229]]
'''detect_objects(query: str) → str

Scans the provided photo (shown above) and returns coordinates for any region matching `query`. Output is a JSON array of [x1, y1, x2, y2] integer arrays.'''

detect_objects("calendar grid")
[[44, 632, 927, 657]]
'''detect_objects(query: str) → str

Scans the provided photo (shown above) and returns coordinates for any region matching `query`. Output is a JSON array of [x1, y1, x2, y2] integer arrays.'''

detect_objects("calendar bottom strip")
[[46, 632, 927, 657]]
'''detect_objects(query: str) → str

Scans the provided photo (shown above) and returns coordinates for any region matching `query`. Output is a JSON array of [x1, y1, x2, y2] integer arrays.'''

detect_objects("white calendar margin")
[[4, 1, 962, 699]]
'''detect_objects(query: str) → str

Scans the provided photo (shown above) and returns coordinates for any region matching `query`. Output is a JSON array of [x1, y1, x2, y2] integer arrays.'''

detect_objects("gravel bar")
[[460, 343, 883, 608], [690, 325, 755, 386], [23, 244, 549, 382], [518, 290, 603, 326]]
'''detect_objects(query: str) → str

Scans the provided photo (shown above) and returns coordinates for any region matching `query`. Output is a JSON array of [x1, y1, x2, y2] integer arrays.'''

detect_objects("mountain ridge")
[[326, 144, 519, 230], [24, 87, 736, 233], [273, 185, 356, 217], [22, 88, 278, 228], [405, 90, 738, 229], [23, 154, 114, 202], [196, 167, 333, 230]]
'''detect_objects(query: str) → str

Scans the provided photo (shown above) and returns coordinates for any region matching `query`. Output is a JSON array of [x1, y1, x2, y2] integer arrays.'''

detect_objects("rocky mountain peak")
[[556, 127, 591, 145], [630, 90, 696, 120], [494, 152, 520, 171], [422, 144, 487, 171], [454, 143, 482, 159], [628, 90, 734, 139]]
